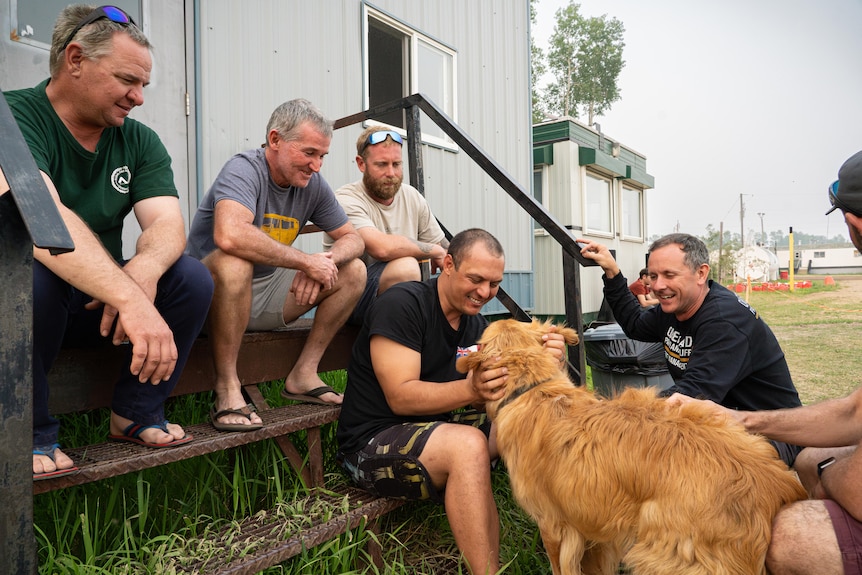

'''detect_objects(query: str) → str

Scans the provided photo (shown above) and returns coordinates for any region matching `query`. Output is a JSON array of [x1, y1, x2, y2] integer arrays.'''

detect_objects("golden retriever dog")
[[457, 319, 806, 575]]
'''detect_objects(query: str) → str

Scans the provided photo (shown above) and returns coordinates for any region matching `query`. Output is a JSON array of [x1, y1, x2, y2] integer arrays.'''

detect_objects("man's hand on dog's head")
[[542, 328, 568, 368], [469, 358, 508, 403]]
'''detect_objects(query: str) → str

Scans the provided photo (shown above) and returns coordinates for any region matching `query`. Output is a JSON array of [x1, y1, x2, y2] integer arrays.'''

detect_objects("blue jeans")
[[32, 255, 214, 447]]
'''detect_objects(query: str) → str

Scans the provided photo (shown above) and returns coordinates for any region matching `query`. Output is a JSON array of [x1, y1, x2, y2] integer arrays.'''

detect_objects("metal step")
[[176, 486, 405, 575], [33, 402, 340, 494]]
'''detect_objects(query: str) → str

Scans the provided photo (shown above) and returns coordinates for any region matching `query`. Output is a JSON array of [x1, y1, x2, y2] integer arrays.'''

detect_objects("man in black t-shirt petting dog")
[[337, 228, 567, 575]]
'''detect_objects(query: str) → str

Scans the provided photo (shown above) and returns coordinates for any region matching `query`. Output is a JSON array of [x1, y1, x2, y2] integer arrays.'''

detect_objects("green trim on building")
[[533, 118, 654, 190], [533, 121, 580, 146], [625, 166, 655, 188], [578, 148, 628, 177], [533, 144, 554, 166]]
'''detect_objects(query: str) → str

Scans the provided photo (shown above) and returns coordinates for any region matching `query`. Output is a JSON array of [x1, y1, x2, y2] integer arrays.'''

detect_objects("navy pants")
[[32, 255, 214, 448]]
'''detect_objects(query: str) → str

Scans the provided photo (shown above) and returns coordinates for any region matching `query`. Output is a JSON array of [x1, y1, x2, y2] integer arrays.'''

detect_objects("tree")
[[530, 0, 548, 123], [543, 1, 625, 125], [702, 224, 741, 286]]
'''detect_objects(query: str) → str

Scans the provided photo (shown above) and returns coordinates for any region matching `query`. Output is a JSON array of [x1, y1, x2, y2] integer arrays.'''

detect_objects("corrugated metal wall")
[[197, 0, 534, 278]]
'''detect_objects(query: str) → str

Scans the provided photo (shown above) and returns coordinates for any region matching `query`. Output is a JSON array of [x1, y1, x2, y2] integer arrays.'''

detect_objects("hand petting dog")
[[467, 327, 568, 407]]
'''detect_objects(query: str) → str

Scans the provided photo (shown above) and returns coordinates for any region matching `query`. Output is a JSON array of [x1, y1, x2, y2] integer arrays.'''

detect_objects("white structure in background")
[[776, 246, 862, 275], [734, 245, 779, 282]]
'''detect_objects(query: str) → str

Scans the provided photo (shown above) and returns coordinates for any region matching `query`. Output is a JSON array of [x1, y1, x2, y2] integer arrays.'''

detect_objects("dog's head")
[[455, 318, 578, 375]]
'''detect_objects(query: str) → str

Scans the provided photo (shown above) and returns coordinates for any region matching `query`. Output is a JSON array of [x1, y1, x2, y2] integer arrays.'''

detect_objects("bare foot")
[[213, 391, 263, 426], [110, 413, 187, 445], [284, 373, 342, 405], [33, 447, 74, 475]]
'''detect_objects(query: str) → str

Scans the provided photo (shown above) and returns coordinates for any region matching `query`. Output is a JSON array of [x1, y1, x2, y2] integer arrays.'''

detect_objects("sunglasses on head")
[[61, 5, 137, 52], [827, 180, 845, 215], [361, 130, 403, 154]]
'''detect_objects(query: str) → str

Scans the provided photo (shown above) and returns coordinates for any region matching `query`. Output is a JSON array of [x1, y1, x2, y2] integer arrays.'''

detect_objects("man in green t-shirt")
[[3, 4, 213, 480]]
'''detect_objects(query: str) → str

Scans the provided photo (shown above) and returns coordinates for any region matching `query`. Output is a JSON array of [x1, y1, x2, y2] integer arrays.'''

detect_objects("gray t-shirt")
[[187, 148, 348, 278]]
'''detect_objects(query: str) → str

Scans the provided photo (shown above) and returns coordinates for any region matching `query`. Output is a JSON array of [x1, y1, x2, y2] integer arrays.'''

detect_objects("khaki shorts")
[[339, 410, 491, 504], [247, 267, 299, 331]]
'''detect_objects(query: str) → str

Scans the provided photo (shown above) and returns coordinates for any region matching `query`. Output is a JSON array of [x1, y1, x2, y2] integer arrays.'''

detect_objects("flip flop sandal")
[[210, 404, 264, 432], [33, 443, 79, 481], [108, 421, 193, 448], [280, 384, 342, 405]]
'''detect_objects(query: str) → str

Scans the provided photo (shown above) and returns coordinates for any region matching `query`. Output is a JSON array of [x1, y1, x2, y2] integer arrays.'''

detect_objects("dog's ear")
[[456, 351, 485, 374], [557, 325, 579, 346], [537, 319, 579, 346]]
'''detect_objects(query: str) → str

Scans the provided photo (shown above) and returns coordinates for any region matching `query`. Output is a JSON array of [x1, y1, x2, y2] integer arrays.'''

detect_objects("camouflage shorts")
[[339, 410, 490, 504]]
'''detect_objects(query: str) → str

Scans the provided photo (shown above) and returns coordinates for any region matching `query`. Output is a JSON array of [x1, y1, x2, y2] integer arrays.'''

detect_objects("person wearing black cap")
[[670, 150, 862, 575]]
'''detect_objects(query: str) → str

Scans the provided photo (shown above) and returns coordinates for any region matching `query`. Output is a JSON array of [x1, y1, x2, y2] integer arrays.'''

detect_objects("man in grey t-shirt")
[[187, 99, 365, 431]]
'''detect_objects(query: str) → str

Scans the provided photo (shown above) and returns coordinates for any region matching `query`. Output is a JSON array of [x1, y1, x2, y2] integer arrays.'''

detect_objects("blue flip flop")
[[33, 443, 79, 481], [108, 421, 193, 448]]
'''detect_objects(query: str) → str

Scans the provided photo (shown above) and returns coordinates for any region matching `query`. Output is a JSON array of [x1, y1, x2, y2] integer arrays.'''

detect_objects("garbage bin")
[[582, 323, 674, 397]]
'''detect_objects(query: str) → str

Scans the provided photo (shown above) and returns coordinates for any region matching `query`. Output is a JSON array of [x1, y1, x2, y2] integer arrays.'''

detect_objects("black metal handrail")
[[0, 88, 74, 575], [335, 93, 598, 384]]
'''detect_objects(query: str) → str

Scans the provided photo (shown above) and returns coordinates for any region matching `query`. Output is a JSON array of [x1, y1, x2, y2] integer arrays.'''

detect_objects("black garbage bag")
[[583, 323, 668, 376]]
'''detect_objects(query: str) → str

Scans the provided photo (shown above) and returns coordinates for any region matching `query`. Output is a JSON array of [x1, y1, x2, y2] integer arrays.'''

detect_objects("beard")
[[363, 171, 402, 203]]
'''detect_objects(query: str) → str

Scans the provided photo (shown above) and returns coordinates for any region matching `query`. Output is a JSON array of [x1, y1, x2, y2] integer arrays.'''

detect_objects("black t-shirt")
[[603, 273, 802, 412], [337, 278, 488, 455]]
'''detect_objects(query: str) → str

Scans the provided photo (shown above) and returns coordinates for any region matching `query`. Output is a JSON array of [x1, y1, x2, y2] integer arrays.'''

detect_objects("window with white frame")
[[533, 166, 548, 231], [621, 185, 644, 240], [364, 5, 456, 148], [585, 172, 612, 235]]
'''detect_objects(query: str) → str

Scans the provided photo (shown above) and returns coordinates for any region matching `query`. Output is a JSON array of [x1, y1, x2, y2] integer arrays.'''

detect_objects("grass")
[[739, 276, 862, 403], [34, 276, 860, 573]]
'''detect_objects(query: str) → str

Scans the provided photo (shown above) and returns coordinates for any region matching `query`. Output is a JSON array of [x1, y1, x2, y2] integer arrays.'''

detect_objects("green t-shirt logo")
[[111, 166, 131, 194]]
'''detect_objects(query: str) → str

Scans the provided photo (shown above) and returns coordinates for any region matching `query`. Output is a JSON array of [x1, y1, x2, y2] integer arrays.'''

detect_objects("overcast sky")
[[531, 0, 862, 243]]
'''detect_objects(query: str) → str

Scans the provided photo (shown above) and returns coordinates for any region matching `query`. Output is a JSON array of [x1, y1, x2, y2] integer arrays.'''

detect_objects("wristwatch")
[[817, 456, 837, 478]]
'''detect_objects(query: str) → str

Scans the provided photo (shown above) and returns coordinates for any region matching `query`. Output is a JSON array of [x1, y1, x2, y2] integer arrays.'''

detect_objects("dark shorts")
[[347, 261, 387, 326], [773, 440, 804, 468], [825, 499, 862, 575], [339, 410, 491, 504]]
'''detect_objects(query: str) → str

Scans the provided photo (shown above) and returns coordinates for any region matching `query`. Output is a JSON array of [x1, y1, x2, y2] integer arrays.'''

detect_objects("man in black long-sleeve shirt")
[[578, 232, 802, 466]]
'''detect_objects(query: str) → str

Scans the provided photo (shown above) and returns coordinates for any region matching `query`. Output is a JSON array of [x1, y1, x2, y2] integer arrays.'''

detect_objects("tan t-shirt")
[[324, 180, 445, 265]]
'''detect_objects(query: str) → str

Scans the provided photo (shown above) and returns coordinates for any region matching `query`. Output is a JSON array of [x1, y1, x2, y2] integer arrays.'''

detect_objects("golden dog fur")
[[457, 319, 806, 575]]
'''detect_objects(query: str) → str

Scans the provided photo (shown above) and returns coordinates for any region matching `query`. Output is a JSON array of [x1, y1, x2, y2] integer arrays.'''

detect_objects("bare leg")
[[201, 250, 262, 427], [377, 256, 422, 294], [793, 446, 855, 496], [282, 259, 365, 403], [766, 500, 843, 575], [420, 424, 500, 575]]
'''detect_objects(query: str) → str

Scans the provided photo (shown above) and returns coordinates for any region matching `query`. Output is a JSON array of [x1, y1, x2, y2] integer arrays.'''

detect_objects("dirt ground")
[[805, 273, 862, 297]]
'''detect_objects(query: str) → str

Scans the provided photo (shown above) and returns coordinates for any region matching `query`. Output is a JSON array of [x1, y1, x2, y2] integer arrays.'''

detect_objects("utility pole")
[[757, 212, 765, 246], [718, 221, 724, 284], [740, 194, 746, 284]]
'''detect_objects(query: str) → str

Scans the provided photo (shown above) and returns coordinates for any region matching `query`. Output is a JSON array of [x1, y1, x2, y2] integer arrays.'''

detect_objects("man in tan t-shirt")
[[327, 126, 448, 325]]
